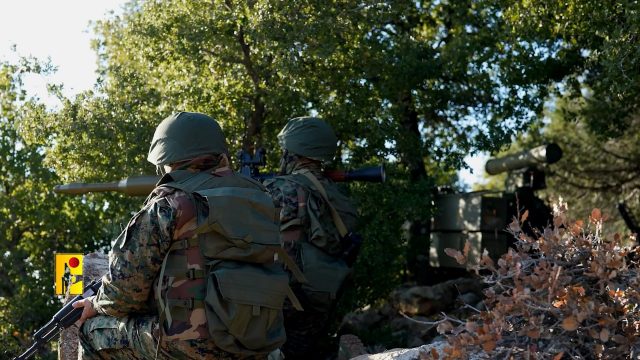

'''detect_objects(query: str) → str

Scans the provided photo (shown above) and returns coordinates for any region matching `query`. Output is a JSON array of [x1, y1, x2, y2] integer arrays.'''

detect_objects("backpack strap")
[[295, 170, 349, 237]]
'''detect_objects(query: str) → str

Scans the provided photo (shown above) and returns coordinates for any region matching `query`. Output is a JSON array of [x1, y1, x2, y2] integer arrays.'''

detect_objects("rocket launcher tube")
[[53, 166, 386, 196], [54, 175, 161, 196], [484, 143, 562, 176]]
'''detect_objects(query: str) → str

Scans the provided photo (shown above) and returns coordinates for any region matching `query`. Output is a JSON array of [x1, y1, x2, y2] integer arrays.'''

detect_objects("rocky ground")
[[337, 276, 485, 359]]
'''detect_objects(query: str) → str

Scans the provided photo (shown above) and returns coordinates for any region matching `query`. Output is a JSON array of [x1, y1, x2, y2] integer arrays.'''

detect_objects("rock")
[[390, 278, 482, 316], [338, 334, 368, 360], [457, 292, 481, 306], [350, 341, 450, 360]]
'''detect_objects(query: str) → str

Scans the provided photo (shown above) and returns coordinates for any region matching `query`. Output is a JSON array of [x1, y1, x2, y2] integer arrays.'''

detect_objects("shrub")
[[427, 204, 640, 359]]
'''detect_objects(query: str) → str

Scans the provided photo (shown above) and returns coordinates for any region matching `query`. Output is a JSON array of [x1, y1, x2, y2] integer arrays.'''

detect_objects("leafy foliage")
[[0, 62, 111, 359], [427, 206, 640, 359], [504, 0, 640, 138], [7, 0, 638, 357]]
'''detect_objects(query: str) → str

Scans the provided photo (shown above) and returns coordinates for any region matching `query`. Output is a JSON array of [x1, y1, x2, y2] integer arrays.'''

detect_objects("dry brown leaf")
[[430, 347, 439, 360], [463, 240, 471, 258], [561, 316, 579, 331], [526, 328, 540, 339], [599, 328, 610, 342], [591, 208, 602, 223], [481, 340, 496, 352], [436, 321, 454, 334], [594, 344, 604, 355], [571, 220, 584, 236], [553, 352, 564, 360], [611, 334, 628, 344], [576, 311, 589, 323], [572, 286, 586, 296], [509, 219, 521, 233], [465, 321, 477, 333], [444, 248, 466, 265], [520, 209, 529, 222]]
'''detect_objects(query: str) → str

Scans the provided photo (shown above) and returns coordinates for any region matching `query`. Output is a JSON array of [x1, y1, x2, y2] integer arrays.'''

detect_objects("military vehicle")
[[428, 143, 562, 269]]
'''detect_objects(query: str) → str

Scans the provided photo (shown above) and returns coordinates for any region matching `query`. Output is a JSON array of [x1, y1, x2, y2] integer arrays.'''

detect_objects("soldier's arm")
[[91, 194, 177, 317], [265, 178, 305, 249]]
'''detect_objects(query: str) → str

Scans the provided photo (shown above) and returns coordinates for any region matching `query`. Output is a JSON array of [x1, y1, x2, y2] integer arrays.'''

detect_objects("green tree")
[[504, 0, 640, 138], [13, 2, 600, 343], [0, 61, 111, 358]]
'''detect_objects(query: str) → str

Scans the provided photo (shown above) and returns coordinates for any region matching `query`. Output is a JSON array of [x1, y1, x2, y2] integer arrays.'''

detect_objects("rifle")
[[13, 279, 102, 360]]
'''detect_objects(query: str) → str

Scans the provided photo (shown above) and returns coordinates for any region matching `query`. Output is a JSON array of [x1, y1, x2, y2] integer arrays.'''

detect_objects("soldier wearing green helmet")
[[72, 112, 293, 359], [265, 116, 360, 360]]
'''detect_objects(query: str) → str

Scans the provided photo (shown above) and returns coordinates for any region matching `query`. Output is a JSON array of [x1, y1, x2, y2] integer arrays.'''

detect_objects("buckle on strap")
[[179, 298, 195, 310], [186, 268, 205, 279], [167, 298, 205, 310], [170, 237, 199, 251]]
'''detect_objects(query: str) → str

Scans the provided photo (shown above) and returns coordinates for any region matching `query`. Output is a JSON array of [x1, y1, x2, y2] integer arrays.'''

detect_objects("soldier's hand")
[[72, 296, 98, 326]]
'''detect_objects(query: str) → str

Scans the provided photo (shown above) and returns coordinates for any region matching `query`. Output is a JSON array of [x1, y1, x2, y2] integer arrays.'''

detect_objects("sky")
[[0, 0, 487, 186], [0, 0, 128, 103]]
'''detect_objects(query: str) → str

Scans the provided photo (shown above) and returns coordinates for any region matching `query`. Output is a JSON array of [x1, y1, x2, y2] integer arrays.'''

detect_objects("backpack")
[[283, 170, 360, 302], [155, 170, 303, 355]]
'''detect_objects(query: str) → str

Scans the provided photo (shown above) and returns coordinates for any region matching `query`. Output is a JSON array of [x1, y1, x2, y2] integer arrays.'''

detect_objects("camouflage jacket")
[[264, 164, 357, 264], [91, 175, 210, 339]]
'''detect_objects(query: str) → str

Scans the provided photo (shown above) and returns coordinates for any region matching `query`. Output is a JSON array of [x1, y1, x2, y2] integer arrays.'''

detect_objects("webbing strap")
[[157, 253, 171, 329], [286, 286, 304, 311], [275, 248, 307, 284], [168, 237, 199, 251], [166, 298, 205, 309], [296, 170, 349, 237]]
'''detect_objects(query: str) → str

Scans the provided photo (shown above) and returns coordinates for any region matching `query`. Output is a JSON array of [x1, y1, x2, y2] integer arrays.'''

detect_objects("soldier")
[[72, 112, 292, 359], [264, 117, 360, 360]]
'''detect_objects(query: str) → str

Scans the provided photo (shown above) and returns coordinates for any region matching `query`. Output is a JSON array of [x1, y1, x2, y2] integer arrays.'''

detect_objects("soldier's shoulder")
[[149, 186, 196, 210], [264, 175, 297, 190]]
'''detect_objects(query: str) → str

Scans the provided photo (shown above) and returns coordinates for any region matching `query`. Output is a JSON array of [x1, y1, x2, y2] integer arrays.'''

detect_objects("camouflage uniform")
[[78, 111, 279, 360], [265, 162, 357, 360], [80, 176, 253, 359]]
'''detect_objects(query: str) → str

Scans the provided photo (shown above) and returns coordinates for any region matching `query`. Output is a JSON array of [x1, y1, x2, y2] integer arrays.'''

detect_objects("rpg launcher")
[[13, 279, 102, 360], [54, 153, 385, 196]]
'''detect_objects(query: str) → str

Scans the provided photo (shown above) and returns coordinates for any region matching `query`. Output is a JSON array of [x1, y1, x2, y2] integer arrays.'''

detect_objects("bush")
[[427, 204, 640, 359]]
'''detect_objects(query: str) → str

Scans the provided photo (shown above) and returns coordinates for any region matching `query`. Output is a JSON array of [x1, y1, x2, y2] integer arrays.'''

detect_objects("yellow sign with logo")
[[54, 253, 84, 295]]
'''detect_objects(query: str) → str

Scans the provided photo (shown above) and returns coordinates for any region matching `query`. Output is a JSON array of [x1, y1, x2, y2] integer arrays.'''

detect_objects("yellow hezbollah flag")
[[54, 253, 84, 295]]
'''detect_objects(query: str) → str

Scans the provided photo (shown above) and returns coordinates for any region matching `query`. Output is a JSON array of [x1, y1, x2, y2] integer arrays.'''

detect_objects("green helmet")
[[277, 116, 337, 162], [147, 111, 228, 166]]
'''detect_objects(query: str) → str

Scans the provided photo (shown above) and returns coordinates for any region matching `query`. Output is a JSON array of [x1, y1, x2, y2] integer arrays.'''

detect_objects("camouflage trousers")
[[79, 315, 242, 359], [281, 289, 337, 360]]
